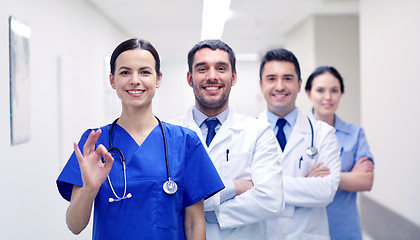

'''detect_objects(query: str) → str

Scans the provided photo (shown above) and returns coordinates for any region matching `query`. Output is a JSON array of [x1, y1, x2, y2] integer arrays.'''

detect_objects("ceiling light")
[[201, 0, 231, 40]]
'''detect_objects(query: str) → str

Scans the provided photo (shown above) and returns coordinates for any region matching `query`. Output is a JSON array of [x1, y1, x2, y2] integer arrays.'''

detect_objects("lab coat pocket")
[[156, 184, 184, 229], [224, 152, 252, 179], [299, 157, 317, 177]]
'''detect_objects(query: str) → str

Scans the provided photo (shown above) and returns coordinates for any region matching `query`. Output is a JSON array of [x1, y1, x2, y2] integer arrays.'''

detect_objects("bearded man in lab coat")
[[258, 48, 341, 240], [171, 39, 284, 240]]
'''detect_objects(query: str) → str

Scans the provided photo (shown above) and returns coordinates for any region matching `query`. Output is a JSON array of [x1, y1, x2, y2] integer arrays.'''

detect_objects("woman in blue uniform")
[[57, 38, 224, 240], [305, 66, 374, 240]]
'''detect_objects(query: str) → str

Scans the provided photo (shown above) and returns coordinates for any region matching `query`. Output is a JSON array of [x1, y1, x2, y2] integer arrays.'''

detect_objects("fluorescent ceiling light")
[[201, 0, 231, 40], [236, 53, 261, 62], [10, 17, 31, 38]]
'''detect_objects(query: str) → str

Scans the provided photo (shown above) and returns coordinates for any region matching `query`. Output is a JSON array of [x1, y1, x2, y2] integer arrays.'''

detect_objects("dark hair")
[[305, 66, 345, 93], [259, 48, 301, 81], [110, 38, 161, 75], [187, 39, 236, 73]]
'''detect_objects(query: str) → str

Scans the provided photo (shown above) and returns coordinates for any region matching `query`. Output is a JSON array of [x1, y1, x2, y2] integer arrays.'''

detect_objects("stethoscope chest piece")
[[163, 180, 178, 194], [306, 147, 318, 157]]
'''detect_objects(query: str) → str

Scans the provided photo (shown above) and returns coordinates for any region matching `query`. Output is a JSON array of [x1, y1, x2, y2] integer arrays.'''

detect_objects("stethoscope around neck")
[[306, 116, 318, 157], [106, 116, 177, 203]]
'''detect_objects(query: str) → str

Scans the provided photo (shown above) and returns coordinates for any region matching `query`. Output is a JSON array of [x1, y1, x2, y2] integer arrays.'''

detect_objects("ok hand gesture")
[[73, 129, 114, 192]]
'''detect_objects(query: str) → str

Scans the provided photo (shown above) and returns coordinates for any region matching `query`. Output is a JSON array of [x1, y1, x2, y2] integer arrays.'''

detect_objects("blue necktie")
[[276, 118, 287, 151], [205, 118, 219, 147]]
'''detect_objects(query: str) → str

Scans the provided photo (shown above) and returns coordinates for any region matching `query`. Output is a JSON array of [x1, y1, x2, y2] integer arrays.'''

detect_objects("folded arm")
[[339, 157, 374, 191], [217, 126, 284, 229], [283, 128, 341, 208]]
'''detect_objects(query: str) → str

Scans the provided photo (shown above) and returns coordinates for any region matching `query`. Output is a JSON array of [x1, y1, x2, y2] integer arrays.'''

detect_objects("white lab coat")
[[171, 107, 284, 240], [258, 108, 341, 240]]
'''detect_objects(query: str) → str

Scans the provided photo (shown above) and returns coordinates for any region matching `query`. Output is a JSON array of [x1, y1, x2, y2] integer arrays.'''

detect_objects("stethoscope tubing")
[[106, 116, 174, 202], [157, 117, 172, 182], [306, 116, 318, 157]]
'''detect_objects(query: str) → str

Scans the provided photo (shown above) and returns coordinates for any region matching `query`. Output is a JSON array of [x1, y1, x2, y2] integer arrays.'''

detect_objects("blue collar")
[[266, 107, 298, 129], [309, 111, 352, 135], [334, 114, 352, 134], [192, 106, 230, 127]]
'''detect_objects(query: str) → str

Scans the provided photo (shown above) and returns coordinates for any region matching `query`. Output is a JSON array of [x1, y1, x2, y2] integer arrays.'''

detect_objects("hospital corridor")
[[1, 0, 419, 239]]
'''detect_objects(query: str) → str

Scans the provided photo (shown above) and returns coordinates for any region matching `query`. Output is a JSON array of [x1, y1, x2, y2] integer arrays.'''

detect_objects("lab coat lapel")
[[257, 110, 268, 122], [207, 108, 236, 151], [179, 107, 236, 153]]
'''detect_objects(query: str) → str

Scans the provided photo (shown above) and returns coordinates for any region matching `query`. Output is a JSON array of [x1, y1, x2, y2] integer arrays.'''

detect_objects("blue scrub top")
[[57, 121, 224, 240], [326, 115, 374, 240]]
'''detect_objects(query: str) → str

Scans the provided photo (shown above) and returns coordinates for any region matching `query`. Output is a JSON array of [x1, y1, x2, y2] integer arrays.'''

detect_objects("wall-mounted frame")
[[9, 16, 31, 145]]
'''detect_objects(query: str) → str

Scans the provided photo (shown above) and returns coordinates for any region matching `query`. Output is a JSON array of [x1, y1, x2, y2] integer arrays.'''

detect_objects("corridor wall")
[[359, 0, 420, 238], [0, 0, 127, 239]]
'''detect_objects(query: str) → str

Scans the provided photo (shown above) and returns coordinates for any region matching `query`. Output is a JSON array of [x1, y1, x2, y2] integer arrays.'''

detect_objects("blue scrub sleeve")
[[182, 132, 224, 208], [355, 128, 374, 164], [56, 129, 93, 201]]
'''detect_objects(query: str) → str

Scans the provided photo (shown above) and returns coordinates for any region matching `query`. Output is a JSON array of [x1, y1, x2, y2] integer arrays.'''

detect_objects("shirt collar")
[[334, 114, 352, 134], [266, 107, 298, 129], [192, 106, 230, 127], [309, 110, 352, 135]]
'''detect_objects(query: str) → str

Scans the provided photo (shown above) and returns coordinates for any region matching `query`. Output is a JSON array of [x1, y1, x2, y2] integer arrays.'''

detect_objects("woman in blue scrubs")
[[305, 66, 374, 240], [57, 38, 224, 240]]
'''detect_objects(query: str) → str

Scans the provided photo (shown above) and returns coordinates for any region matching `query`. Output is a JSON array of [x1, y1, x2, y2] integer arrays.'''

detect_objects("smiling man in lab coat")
[[171, 39, 284, 240], [258, 48, 341, 240]]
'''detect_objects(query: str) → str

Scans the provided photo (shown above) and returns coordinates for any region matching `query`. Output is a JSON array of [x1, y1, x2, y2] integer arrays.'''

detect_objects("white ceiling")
[[86, 0, 358, 61]]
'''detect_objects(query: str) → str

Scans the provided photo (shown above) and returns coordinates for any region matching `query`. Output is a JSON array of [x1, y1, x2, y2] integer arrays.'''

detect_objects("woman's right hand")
[[67, 129, 115, 235], [73, 129, 114, 192]]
